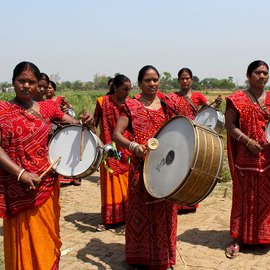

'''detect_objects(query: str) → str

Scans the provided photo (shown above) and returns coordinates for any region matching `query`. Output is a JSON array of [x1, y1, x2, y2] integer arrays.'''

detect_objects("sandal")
[[225, 244, 240, 259], [96, 224, 108, 232]]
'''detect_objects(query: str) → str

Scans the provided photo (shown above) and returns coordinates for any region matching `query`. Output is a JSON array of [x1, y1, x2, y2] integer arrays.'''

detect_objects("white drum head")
[[144, 116, 195, 198], [48, 125, 99, 177], [195, 107, 220, 130], [266, 121, 270, 143]]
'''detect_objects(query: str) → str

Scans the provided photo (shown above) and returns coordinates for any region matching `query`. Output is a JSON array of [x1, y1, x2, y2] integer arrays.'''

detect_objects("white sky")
[[1, 0, 269, 86]]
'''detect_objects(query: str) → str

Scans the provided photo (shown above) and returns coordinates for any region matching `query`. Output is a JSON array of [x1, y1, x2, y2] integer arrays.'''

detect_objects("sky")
[[1, 0, 270, 86]]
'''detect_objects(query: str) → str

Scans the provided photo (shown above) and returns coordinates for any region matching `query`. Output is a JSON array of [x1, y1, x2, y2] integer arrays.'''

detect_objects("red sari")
[[167, 91, 207, 212], [122, 92, 178, 270], [167, 91, 207, 120], [94, 95, 131, 225], [0, 100, 64, 269], [226, 90, 270, 244]]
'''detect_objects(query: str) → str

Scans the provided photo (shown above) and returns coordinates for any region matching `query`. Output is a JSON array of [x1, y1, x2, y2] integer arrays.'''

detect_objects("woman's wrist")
[[129, 141, 139, 152], [17, 168, 26, 182]]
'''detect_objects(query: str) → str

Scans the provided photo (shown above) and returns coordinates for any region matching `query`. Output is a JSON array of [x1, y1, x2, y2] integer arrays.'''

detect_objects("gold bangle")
[[246, 138, 252, 146]]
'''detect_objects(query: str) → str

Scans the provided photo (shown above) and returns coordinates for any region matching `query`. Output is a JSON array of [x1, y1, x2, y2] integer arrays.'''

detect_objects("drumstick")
[[197, 100, 216, 114], [146, 138, 159, 151], [80, 124, 85, 160], [40, 157, 61, 179]]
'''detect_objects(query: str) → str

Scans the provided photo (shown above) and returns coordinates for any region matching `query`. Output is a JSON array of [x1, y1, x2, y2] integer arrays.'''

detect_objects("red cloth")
[[94, 95, 132, 175], [54, 96, 63, 106], [0, 100, 64, 218], [226, 90, 270, 244], [122, 94, 178, 270], [167, 91, 207, 119]]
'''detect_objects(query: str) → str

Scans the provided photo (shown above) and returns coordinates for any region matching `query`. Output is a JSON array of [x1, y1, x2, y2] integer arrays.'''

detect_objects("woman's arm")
[[113, 116, 146, 158], [225, 101, 262, 153], [0, 141, 41, 189], [60, 111, 96, 132]]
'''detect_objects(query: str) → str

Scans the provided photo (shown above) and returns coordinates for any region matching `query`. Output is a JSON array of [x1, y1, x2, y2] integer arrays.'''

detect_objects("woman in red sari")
[[0, 61, 94, 270], [46, 80, 75, 117], [168, 67, 222, 213], [225, 60, 270, 258], [113, 65, 178, 270], [94, 74, 132, 231]]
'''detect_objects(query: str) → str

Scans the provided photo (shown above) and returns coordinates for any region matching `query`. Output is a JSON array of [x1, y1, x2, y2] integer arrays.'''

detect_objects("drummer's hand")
[[79, 111, 95, 129], [214, 95, 223, 108], [19, 171, 41, 190], [246, 139, 262, 154], [134, 144, 147, 158], [61, 105, 69, 114]]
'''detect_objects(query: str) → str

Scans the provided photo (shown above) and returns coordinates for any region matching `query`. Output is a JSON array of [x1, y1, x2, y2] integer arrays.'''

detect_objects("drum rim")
[[48, 124, 103, 178]]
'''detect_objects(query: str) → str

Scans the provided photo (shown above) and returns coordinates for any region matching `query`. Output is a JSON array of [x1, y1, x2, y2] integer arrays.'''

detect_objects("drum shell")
[[195, 107, 225, 134], [143, 116, 223, 206], [48, 125, 103, 179]]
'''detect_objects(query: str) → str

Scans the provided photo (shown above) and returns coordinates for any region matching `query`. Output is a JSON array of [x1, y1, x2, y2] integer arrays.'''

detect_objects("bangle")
[[129, 141, 139, 152], [17, 169, 26, 182], [246, 138, 252, 146], [237, 133, 244, 141]]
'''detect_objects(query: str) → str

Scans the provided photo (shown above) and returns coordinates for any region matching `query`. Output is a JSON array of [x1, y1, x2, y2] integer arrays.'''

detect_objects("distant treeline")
[[1, 72, 269, 93]]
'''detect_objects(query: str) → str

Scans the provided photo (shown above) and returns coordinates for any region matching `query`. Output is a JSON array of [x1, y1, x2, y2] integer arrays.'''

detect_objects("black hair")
[[107, 77, 114, 86], [106, 74, 131, 95], [12, 61, 40, 84], [247, 60, 269, 77], [39, 72, 50, 83], [177, 68, 193, 80], [138, 65, 160, 83], [49, 80, 57, 91]]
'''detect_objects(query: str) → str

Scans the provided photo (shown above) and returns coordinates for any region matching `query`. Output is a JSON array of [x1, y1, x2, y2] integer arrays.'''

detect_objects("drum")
[[143, 116, 223, 206], [48, 125, 103, 178], [266, 121, 270, 143], [194, 107, 225, 134], [68, 108, 76, 118]]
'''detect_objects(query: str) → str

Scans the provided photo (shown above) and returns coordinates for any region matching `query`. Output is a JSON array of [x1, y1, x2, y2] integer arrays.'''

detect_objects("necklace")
[[140, 95, 157, 105]]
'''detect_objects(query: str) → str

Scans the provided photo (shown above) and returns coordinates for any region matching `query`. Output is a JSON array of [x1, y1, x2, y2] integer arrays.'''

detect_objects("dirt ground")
[[1, 172, 270, 270]]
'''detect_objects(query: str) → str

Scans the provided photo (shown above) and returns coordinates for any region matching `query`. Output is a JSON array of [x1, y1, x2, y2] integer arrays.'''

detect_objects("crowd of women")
[[0, 59, 269, 270]]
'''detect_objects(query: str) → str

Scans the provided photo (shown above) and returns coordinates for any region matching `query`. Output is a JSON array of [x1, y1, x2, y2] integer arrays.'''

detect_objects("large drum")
[[194, 107, 225, 134], [143, 116, 223, 206], [48, 125, 103, 178]]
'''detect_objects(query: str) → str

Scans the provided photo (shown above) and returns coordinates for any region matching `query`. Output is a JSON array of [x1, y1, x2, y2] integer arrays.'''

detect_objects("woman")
[[94, 74, 132, 231], [225, 60, 270, 258], [46, 80, 75, 117], [113, 65, 178, 270], [0, 61, 94, 269], [33, 72, 50, 101], [168, 68, 222, 118], [168, 67, 222, 213]]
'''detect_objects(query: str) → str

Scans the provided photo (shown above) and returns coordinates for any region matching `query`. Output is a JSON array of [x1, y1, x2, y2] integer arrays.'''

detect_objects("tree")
[[160, 72, 173, 91], [93, 74, 110, 89]]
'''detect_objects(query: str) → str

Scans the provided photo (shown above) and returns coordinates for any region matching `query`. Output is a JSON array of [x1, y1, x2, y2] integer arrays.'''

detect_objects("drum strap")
[[160, 98, 180, 116], [177, 93, 198, 112], [245, 90, 270, 117], [183, 95, 199, 113], [27, 108, 51, 126]]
